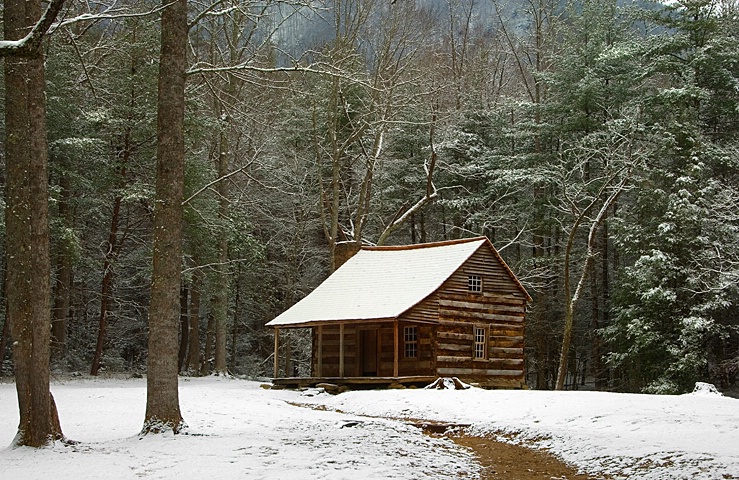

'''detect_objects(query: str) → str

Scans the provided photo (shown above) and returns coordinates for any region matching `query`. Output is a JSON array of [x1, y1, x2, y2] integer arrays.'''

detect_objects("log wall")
[[311, 324, 358, 377], [431, 246, 527, 388]]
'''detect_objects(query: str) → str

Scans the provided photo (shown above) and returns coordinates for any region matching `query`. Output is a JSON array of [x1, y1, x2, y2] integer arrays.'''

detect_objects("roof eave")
[[266, 316, 441, 329]]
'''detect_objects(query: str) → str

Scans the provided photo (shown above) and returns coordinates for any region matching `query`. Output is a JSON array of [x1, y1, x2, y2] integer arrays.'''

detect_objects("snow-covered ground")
[[0, 377, 737, 479]]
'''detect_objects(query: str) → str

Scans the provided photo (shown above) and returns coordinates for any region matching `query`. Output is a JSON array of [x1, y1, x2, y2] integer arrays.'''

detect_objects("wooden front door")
[[359, 329, 378, 376]]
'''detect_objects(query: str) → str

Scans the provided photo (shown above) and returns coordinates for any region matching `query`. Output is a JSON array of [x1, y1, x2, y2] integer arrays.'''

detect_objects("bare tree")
[[554, 121, 640, 390], [307, 0, 434, 265]]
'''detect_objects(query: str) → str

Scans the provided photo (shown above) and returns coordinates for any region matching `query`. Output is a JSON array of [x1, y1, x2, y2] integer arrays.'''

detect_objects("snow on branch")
[[0, 0, 67, 57], [53, 3, 173, 31], [186, 61, 381, 93]]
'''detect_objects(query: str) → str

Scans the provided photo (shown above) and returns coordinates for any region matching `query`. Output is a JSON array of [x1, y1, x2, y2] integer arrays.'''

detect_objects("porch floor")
[[271, 376, 438, 389]]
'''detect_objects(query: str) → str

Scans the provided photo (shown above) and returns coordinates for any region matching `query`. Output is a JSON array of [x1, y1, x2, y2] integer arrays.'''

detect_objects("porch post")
[[273, 327, 280, 378], [317, 325, 323, 377], [339, 323, 345, 377], [285, 331, 292, 377], [393, 320, 399, 377]]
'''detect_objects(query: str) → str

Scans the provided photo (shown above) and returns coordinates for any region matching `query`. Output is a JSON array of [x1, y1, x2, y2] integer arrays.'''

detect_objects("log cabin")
[[266, 237, 531, 389]]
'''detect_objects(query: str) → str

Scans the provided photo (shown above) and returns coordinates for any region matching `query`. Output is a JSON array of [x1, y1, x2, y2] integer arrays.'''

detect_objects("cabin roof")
[[266, 237, 529, 328]]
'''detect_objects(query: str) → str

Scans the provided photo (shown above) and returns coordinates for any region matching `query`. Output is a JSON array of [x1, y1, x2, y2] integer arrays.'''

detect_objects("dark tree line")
[[1, 0, 738, 446]]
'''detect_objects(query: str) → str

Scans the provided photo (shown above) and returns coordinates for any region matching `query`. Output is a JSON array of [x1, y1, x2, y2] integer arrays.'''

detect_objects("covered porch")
[[271, 319, 436, 387]]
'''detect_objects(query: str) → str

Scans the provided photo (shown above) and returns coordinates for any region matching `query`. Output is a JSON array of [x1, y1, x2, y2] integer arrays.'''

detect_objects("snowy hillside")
[[1, 377, 737, 479]]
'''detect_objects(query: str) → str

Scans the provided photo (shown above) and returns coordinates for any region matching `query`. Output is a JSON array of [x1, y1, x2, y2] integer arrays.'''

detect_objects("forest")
[[1, 0, 737, 431]]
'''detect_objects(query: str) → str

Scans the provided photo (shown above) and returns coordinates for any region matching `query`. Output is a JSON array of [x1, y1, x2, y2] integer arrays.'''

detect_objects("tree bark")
[[212, 125, 230, 375], [187, 269, 202, 374], [4, 0, 64, 446], [1, 268, 9, 376], [200, 312, 215, 376], [229, 272, 240, 373], [91, 192, 122, 376], [142, 0, 187, 435], [178, 285, 189, 372]]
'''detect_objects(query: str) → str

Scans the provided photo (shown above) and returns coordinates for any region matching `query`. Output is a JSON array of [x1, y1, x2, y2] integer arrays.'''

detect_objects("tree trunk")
[[229, 273, 240, 373], [91, 194, 122, 376], [212, 126, 230, 375], [51, 165, 72, 359], [142, 0, 187, 435], [91, 75, 134, 375], [178, 285, 189, 372], [595, 208, 611, 390], [0, 318, 8, 376], [4, 0, 64, 446], [187, 269, 202, 374], [555, 173, 630, 390], [1, 268, 8, 376], [200, 312, 215, 376]]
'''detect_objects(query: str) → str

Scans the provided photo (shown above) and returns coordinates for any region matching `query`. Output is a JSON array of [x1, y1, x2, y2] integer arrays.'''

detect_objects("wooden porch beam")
[[285, 331, 292, 376], [339, 323, 345, 377], [317, 325, 323, 377], [273, 327, 279, 379], [393, 320, 399, 377]]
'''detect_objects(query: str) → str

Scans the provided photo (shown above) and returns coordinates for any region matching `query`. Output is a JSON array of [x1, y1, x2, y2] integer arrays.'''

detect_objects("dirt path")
[[293, 401, 607, 479], [451, 433, 606, 479], [411, 420, 607, 479]]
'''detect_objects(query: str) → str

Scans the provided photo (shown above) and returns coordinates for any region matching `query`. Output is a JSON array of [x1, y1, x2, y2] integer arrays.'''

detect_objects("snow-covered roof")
[[267, 237, 504, 328]]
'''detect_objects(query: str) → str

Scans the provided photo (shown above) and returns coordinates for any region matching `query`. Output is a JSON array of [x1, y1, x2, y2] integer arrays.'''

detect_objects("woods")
[[0, 0, 738, 444]]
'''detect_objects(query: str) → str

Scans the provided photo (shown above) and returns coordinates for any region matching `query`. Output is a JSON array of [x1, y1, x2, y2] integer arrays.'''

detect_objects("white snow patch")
[[690, 382, 723, 397], [0, 378, 477, 480], [298, 386, 739, 479], [1, 378, 738, 479]]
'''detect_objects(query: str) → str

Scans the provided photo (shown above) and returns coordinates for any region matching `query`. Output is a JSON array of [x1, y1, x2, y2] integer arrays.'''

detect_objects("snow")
[[1, 377, 738, 479], [0, 377, 477, 480]]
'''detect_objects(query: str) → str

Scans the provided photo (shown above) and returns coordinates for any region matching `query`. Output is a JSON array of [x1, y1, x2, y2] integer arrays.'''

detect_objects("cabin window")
[[474, 326, 488, 360], [404, 326, 418, 358], [468, 274, 483, 293]]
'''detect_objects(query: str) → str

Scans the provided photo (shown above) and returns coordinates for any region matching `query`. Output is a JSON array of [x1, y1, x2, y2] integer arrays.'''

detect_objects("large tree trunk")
[[4, 0, 64, 446], [212, 127, 230, 375], [142, 0, 187, 435], [1, 268, 9, 376]]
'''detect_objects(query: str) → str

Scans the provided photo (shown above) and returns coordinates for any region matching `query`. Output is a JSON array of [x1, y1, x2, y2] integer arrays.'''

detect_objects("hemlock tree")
[[605, 0, 739, 393], [2, 0, 67, 447], [142, 0, 187, 434]]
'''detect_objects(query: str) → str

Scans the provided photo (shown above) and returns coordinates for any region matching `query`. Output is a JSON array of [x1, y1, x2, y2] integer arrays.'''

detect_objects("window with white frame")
[[468, 274, 482, 293], [404, 326, 418, 358], [474, 326, 487, 359]]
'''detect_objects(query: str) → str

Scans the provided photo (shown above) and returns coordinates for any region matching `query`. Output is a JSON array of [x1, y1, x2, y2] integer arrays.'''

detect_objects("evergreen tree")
[[606, 0, 739, 393]]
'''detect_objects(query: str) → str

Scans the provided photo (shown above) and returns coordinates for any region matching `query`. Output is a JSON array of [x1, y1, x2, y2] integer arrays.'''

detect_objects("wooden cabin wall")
[[395, 323, 434, 377], [378, 327, 394, 376], [400, 294, 440, 324], [433, 247, 527, 388]]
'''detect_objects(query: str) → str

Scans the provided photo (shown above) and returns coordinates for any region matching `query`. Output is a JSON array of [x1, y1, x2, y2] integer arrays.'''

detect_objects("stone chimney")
[[333, 241, 361, 271]]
